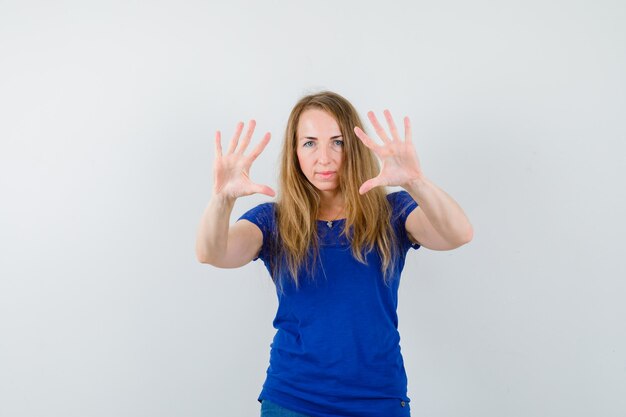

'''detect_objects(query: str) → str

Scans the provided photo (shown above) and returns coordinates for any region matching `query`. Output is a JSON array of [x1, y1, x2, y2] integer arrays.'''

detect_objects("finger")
[[367, 111, 392, 143], [236, 119, 256, 155], [251, 183, 276, 197], [246, 132, 271, 163], [404, 116, 413, 146], [384, 109, 400, 142], [359, 177, 383, 195], [215, 130, 222, 158], [354, 126, 382, 152], [226, 121, 245, 155]]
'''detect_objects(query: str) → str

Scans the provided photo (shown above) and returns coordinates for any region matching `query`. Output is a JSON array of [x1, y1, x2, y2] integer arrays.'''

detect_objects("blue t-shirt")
[[237, 191, 420, 417]]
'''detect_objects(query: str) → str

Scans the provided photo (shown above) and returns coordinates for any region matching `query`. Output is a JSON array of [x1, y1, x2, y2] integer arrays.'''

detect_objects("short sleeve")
[[236, 202, 276, 261], [387, 191, 421, 251]]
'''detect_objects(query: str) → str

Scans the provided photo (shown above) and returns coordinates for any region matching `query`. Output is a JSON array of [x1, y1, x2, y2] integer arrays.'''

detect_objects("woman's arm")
[[353, 109, 473, 250], [195, 120, 274, 268], [403, 176, 473, 251], [195, 194, 263, 267]]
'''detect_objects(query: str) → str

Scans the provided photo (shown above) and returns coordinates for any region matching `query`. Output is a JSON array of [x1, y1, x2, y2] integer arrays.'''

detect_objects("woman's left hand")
[[354, 110, 424, 195]]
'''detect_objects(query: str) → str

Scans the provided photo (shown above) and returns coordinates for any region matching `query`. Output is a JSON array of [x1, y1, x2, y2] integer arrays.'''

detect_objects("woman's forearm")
[[195, 194, 236, 264], [403, 176, 473, 245]]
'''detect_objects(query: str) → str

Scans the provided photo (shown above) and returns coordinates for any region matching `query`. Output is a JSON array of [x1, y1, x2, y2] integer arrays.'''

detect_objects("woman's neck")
[[318, 191, 345, 219]]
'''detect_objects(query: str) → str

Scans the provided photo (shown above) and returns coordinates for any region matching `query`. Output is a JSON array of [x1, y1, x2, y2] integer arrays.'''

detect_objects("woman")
[[196, 91, 473, 417]]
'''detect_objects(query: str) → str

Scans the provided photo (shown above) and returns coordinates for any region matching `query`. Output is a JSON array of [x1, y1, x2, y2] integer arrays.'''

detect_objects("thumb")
[[252, 183, 276, 197], [359, 178, 380, 195]]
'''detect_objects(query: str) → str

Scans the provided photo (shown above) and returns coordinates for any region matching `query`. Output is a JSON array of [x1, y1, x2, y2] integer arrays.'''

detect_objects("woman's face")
[[296, 109, 344, 194]]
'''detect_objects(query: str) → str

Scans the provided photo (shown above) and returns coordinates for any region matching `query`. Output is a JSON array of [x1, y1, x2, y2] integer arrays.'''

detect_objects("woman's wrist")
[[210, 190, 237, 207], [402, 174, 429, 193]]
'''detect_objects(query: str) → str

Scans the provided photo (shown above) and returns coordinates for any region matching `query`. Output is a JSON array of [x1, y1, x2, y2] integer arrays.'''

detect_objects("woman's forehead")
[[297, 108, 341, 137]]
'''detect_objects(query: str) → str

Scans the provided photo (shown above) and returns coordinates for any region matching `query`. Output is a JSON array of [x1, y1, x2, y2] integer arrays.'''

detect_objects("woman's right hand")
[[212, 120, 275, 200]]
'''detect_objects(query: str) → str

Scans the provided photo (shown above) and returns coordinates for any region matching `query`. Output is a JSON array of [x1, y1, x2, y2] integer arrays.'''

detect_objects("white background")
[[1, 1, 625, 416]]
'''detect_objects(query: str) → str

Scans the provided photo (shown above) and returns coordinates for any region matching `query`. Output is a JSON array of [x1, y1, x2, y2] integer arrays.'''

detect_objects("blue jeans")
[[260, 399, 312, 417]]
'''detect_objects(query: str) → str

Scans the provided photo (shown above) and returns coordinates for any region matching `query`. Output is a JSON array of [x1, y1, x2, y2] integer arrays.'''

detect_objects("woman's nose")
[[318, 147, 330, 164]]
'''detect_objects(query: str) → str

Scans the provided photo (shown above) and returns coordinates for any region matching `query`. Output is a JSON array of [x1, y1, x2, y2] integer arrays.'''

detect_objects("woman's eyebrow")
[[301, 135, 343, 140]]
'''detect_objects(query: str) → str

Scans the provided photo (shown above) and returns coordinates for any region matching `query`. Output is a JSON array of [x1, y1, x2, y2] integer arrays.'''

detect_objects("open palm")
[[213, 120, 275, 199], [354, 110, 424, 195]]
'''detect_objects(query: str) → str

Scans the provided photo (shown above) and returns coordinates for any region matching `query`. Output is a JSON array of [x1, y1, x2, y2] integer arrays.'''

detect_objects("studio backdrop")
[[1, 1, 624, 416]]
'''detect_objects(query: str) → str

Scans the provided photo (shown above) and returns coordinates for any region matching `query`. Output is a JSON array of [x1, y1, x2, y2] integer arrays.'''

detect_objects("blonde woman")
[[196, 91, 473, 417]]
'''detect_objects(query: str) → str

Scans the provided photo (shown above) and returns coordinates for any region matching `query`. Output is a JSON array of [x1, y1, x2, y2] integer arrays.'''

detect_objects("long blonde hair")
[[272, 91, 399, 290]]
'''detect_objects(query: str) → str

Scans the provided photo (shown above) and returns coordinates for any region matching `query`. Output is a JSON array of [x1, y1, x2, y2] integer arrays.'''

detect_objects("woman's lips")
[[316, 171, 336, 179]]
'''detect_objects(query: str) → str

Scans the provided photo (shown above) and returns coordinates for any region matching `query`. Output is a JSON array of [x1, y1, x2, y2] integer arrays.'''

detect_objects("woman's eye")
[[303, 141, 314, 147], [334, 140, 344, 147]]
